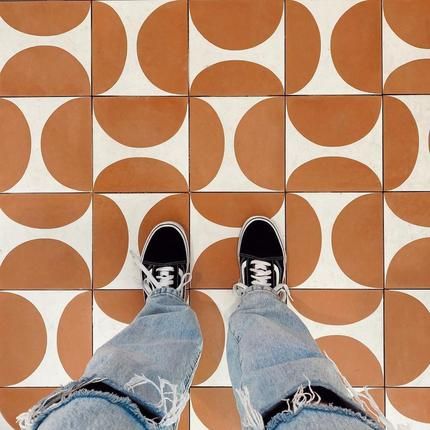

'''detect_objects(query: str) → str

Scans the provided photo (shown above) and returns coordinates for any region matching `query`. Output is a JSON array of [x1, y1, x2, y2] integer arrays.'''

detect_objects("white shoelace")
[[130, 250, 191, 297], [233, 259, 292, 303]]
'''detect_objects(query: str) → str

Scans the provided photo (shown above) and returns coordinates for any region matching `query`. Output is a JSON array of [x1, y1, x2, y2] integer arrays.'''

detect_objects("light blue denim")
[[19, 286, 382, 430]]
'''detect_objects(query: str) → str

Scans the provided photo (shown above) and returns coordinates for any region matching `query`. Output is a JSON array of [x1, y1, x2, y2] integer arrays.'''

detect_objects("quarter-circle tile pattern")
[[286, 0, 320, 94], [93, 195, 129, 289], [191, 61, 283, 96], [234, 98, 284, 190], [94, 97, 187, 149], [94, 158, 188, 192], [332, 194, 383, 288], [0, 99, 31, 192], [385, 291, 430, 386], [0, 194, 91, 229], [331, 0, 381, 93], [57, 292, 92, 380], [286, 194, 321, 287], [137, 0, 188, 94], [190, 291, 225, 385], [317, 335, 384, 386], [0, 2, 90, 36], [190, 98, 225, 190], [92, 2, 127, 94], [41, 98, 92, 191], [0, 46, 90, 96], [190, 0, 283, 51], [0, 293, 47, 386], [0, 239, 91, 290]]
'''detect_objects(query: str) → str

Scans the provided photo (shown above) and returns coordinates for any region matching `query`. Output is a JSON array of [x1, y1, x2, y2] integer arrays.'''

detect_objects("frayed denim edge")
[[29, 389, 154, 430], [266, 403, 383, 430]]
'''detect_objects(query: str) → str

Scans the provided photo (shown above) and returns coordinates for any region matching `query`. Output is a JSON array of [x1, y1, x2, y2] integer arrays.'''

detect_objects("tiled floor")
[[1, 1, 430, 429]]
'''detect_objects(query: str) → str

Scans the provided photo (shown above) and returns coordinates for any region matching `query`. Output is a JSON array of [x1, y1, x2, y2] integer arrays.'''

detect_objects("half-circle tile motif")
[[0, 293, 47, 386]]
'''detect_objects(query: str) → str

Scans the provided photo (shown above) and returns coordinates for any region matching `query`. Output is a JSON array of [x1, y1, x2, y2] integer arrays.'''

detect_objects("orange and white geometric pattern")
[[1, 0, 430, 429], [383, 1, 430, 94], [93, 1, 187, 96], [286, 0, 381, 95], [0, 2, 91, 96], [191, 98, 284, 191]]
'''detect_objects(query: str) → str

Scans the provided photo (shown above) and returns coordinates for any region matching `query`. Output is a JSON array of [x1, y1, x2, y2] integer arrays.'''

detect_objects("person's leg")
[[18, 223, 202, 430], [227, 217, 383, 430]]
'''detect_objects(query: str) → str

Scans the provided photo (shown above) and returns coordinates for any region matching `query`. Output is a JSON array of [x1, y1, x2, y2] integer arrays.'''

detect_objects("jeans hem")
[[25, 388, 154, 430], [266, 403, 383, 430], [242, 285, 280, 299], [148, 287, 185, 303]]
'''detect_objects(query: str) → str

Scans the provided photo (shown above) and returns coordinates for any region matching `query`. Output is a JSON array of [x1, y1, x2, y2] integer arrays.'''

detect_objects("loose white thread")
[[124, 374, 188, 427]]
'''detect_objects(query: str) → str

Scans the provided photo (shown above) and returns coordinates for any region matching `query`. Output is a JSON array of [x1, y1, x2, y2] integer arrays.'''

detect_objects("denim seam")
[[32, 389, 154, 430], [266, 403, 382, 430], [242, 286, 280, 298], [149, 288, 184, 304]]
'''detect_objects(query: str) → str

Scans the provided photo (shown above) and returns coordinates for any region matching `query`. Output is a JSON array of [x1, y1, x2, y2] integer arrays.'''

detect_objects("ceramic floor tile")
[[384, 192, 430, 289], [291, 290, 384, 387], [383, 0, 430, 94], [0, 388, 55, 430], [190, 193, 285, 289], [385, 290, 430, 387], [92, 1, 187, 96], [0, 193, 92, 290], [190, 387, 241, 430], [286, 96, 382, 191], [286, 0, 381, 95], [93, 97, 188, 192], [93, 193, 189, 289], [189, 0, 284, 96], [0, 97, 92, 193], [1, 0, 429, 424], [286, 193, 383, 289], [0, 290, 92, 387], [93, 289, 144, 350], [386, 388, 430, 429], [190, 289, 239, 387], [384, 95, 430, 191], [190, 97, 285, 192], [0, 2, 91, 96]]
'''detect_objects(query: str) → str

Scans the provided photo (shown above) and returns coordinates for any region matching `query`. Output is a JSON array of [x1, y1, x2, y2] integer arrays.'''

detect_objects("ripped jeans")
[[18, 286, 383, 430]]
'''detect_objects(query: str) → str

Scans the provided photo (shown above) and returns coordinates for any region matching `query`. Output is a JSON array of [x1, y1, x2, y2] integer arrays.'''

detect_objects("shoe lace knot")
[[233, 259, 292, 303], [130, 250, 191, 297]]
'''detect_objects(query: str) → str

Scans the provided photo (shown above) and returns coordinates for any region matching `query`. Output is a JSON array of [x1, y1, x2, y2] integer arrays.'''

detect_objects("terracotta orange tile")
[[0, 387, 55, 430], [0, 2, 91, 96], [190, 97, 284, 191], [386, 388, 430, 428], [384, 193, 430, 289], [286, 0, 381, 94], [93, 97, 188, 192], [286, 96, 382, 192], [190, 387, 241, 429], [191, 193, 285, 289], [189, 0, 284, 95], [0, 97, 92, 193], [383, 0, 430, 94], [92, 1, 187, 96], [93, 193, 189, 290], [385, 290, 430, 387], [291, 290, 384, 387], [286, 193, 383, 289], [0, 194, 92, 290], [0, 291, 92, 386]]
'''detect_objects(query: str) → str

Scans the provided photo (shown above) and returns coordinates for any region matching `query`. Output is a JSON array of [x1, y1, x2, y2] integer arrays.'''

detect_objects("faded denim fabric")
[[19, 286, 382, 430]]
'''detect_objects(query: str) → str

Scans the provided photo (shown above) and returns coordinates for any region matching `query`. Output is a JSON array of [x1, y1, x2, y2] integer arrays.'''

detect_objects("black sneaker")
[[137, 222, 190, 299], [234, 216, 289, 302]]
